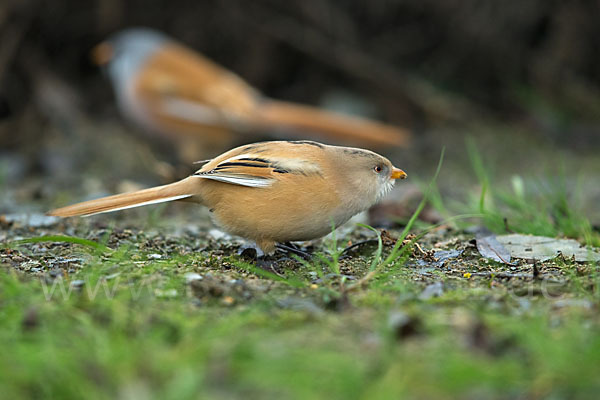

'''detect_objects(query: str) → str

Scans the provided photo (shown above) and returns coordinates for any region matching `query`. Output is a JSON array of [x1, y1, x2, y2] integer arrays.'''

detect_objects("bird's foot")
[[275, 242, 313, 261]]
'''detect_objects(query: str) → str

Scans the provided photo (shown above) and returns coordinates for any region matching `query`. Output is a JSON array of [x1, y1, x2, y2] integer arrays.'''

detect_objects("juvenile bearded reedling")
[[48, 140, 407, 253]]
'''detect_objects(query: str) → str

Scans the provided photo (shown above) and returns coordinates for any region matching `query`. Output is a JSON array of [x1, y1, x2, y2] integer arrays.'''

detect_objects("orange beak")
[[391, 167, 407, 180], [91, 41, 114, 66]]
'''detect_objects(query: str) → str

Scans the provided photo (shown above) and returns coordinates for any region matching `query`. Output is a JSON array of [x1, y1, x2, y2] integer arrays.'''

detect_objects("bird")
[[91, 28, 411, 159], [48, 140, 407, 253]]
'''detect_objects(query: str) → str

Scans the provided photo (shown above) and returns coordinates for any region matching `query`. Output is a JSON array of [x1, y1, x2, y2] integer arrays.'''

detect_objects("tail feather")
[[48, 178, 197, 217], [255, 100, 411, 148]]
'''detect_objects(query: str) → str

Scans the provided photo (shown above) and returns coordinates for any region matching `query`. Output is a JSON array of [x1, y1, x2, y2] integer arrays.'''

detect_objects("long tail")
[[48, 177, 199, 217], [254, 100, 411, 148]]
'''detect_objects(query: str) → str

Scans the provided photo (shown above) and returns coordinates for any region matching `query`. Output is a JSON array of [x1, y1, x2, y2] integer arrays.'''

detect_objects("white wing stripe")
[[193, 174, 273, 188]]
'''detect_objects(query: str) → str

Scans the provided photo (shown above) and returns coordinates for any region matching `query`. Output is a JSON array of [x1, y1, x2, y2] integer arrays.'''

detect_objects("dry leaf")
[[476, 234, 512, 264], [496, 234, 600, 262]]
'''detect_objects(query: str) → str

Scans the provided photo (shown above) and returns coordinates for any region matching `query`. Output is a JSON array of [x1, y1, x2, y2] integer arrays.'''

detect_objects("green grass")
[[2, 147, 600, 399], [9, 235, 111, 252], [428, 138, 600, 247], [2, 254, 600, 399]]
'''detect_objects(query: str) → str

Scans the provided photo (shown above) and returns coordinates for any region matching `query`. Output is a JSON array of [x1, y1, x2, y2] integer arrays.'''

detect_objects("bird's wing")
[[192, 156, 279, 188], [192, 141, 326, 187]]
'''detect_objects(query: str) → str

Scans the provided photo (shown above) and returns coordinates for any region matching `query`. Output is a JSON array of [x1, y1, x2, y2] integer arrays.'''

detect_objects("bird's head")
[[329, 146, 407, 208], [91, 28, 167, 90]]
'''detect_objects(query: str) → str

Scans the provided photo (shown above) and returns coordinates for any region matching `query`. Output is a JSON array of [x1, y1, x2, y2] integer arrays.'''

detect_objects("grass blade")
[[7, 235, 110, 252]]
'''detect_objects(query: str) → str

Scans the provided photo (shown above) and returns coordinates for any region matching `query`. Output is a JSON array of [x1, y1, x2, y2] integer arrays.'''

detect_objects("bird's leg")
[[275, 242, 313, 261], [238, 242, 268, 260], [239, 242, 312, 266], [237, 244, 284, 273]]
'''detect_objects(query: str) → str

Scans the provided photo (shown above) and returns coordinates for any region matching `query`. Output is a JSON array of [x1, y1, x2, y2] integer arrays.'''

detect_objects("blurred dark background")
[[1, 0, 600, 211]]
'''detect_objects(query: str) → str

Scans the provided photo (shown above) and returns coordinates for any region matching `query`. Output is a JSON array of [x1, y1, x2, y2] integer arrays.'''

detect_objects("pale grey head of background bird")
[[91, 28, 169, 129], [92, 28, 167, 91]]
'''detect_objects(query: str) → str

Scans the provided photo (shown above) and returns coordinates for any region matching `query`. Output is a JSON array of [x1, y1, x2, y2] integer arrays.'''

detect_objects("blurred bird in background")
[[91, 28, 412, 162]]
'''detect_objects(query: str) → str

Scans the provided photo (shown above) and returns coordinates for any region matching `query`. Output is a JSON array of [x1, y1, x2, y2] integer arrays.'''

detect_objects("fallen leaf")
[[476, 234, 512, 264], [496, 234, 600, 262]]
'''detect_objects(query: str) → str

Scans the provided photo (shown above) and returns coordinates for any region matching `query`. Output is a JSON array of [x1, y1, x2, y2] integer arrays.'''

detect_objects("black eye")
[[374, 165, 382, 173]]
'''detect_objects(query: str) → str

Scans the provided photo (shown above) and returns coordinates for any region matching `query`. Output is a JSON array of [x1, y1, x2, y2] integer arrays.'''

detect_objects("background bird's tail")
[[48, 177, 198, 217], [254, 100, 411, 148]]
